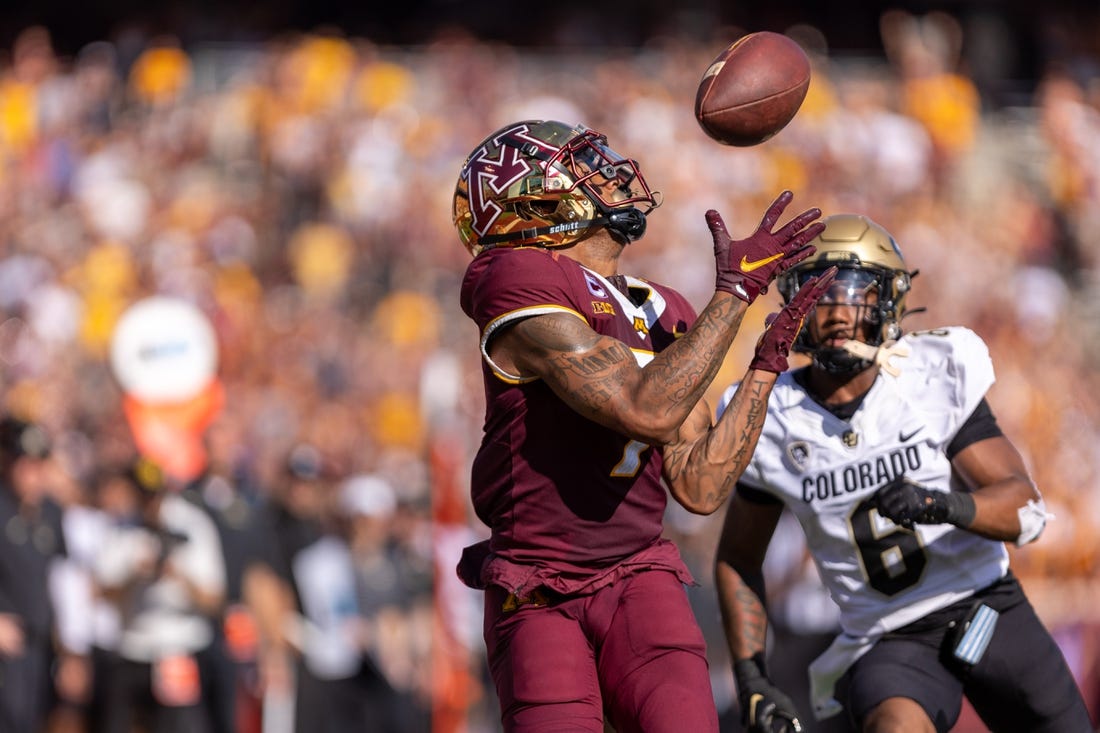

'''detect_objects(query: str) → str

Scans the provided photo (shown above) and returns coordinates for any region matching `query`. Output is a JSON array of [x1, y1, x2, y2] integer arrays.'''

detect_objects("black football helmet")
[[453, 120, 660, 256], [777, 214, 914, 374]]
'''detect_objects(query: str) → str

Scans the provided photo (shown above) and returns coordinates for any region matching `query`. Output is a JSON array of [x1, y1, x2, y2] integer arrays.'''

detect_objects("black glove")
[[707, 191, 824, 303], [873, 476, 976, 529], [734, 657, 802, 733]]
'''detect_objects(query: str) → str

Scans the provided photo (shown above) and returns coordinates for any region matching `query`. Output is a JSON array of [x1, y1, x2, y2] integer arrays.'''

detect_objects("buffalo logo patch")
[[786, 441, 810, 471]]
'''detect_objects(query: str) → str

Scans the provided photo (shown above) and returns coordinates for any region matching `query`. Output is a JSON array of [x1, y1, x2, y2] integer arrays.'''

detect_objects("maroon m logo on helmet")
[[463, 123, 559, 237]]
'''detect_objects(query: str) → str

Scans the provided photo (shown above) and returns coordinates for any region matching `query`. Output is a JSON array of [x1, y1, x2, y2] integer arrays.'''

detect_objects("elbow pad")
[[1016, 498, 1052, 547]]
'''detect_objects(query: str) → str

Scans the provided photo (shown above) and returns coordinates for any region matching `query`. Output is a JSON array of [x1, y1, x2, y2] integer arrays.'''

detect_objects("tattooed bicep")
[[507, 314, 637, 409], [512, 312, 601, 354]]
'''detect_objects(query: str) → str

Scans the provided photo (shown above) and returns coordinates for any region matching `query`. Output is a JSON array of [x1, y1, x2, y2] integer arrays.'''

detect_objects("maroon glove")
[[708, 191, 825, 303], [750, 267, 837, 373]]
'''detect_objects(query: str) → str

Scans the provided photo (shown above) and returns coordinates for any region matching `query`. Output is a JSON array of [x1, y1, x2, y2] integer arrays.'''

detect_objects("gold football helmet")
[[777, 214, 914, 372], [453, 120, 660, 256]]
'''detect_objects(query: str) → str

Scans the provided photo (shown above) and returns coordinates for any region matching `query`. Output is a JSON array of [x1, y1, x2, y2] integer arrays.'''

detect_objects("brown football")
[[694, 32, 811, 147]]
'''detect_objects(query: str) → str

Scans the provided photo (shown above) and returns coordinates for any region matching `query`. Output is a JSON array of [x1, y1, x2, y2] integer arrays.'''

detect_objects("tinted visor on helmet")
[[796, 267, 879, 306], [550, 131, 660, 213]]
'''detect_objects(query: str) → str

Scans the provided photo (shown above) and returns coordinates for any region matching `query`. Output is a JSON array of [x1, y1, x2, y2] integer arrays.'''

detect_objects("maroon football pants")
[[483, 569, 719, 733]]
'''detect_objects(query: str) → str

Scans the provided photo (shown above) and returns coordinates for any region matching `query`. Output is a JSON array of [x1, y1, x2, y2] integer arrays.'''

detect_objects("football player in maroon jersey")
[[453, 119, 834, 732]]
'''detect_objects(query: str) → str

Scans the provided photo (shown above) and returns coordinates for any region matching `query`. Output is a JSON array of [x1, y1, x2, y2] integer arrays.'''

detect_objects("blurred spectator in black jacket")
[[0, 416, 83, 732]]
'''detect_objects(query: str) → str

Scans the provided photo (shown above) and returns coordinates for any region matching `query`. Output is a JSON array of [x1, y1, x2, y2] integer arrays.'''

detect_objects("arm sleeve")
[[945, 398, 1003, 459], [737, 481, 784, 506]]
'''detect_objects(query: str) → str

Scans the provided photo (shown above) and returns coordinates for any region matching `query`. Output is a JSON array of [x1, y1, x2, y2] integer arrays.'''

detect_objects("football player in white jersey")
[[713, 215, 1094, 733]]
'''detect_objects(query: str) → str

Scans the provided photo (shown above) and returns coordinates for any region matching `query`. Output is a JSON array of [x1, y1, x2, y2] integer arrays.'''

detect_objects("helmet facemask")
[[453, 120, 660, 255], [776, 214, 913, 376], [787, 267, 896, 374]]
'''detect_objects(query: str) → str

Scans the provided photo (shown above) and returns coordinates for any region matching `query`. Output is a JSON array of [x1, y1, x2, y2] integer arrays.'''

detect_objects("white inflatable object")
[[110, 296, 218, 403]]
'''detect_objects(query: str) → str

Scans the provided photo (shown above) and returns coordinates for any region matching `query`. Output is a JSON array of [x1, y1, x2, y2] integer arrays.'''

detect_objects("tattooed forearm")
[[646, 296, 746, 415], [664, 372, 776, 514], [722, 376, 772, 474], [717, 557, 771, 659], [734, 576, 769, 655]]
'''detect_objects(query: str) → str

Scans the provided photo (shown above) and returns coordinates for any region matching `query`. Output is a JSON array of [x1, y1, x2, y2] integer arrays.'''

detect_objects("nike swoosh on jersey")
[[899, 428, 923, 442], [739, 252, 784, 272]]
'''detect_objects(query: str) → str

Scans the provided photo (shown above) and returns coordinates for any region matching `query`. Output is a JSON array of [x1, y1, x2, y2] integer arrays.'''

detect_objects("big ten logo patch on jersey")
[[593, 301, 616, 316], [584, 270, 619, 317]]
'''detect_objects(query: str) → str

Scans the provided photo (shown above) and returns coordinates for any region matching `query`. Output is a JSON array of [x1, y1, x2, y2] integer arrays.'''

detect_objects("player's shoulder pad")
[[898, 326, 994, 409], [463, 247, 581, 321], [899, 326, 991, 371], [480, 246, 568, 279]]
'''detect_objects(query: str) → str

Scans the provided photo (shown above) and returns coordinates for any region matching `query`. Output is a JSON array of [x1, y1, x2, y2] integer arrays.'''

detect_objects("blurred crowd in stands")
[[0, 8, 1097, 732]]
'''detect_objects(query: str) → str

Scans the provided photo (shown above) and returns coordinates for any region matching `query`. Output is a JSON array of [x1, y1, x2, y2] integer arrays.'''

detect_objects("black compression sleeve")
[[737, 482, 784, 505], [946, 398, 1003, 459]]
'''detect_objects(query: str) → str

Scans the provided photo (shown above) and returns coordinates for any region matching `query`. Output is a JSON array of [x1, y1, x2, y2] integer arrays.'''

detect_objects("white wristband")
[[1016, 498, 1052, 546]]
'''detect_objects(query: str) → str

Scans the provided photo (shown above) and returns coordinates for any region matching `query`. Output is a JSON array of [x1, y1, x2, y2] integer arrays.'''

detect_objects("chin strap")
[[476, 207, 648, 249], [477, 218, 598, 248], [839, 339, 910, 377]]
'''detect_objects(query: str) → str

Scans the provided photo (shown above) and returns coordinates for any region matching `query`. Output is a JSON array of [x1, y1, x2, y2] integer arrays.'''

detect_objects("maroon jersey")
[[458, 246, 699, 596]]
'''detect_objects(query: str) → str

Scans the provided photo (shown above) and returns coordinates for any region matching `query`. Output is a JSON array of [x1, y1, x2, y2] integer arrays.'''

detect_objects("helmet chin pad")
[[812, 346, 870, 375], [605, 207, 647, 244]]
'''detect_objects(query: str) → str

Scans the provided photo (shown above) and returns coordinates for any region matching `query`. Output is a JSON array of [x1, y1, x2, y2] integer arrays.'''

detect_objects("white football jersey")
[[720, 327, 1009, 638]]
